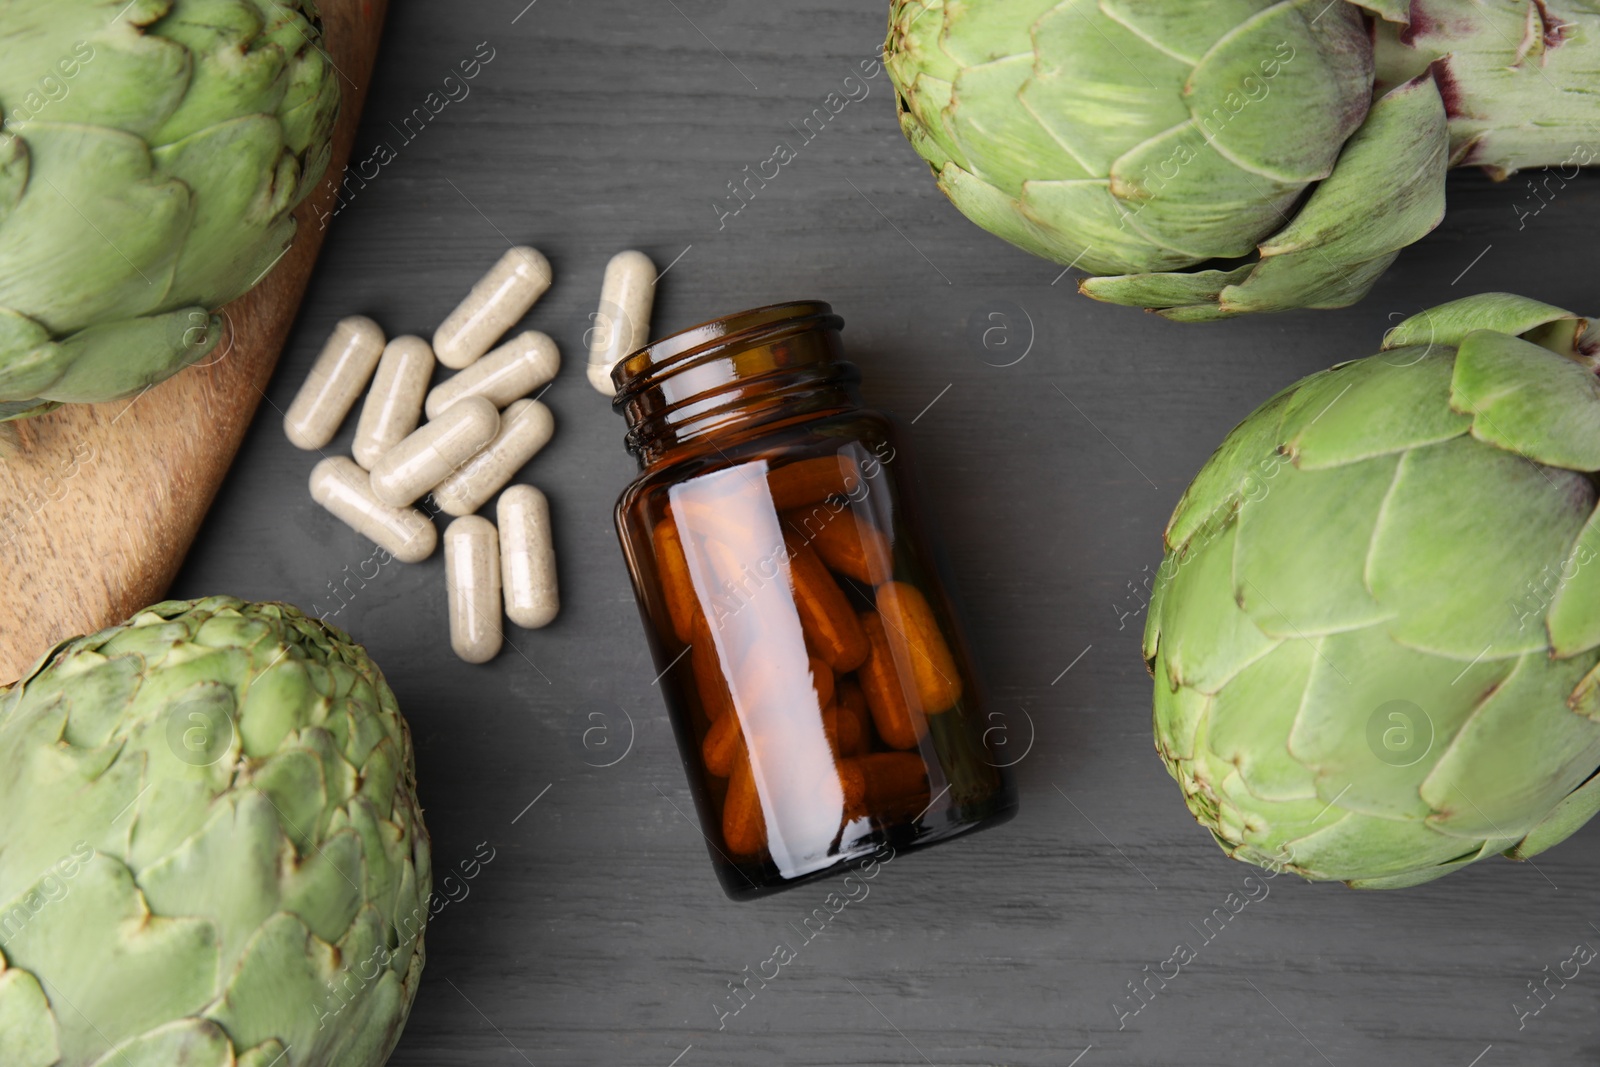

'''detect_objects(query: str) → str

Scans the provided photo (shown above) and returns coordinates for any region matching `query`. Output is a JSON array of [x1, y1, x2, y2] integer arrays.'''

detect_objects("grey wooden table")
[[173, 2, 1600, 1064]]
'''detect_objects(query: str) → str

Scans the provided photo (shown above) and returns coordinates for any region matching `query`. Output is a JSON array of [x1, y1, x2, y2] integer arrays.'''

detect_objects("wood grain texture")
[[0, 0, 389, 683]]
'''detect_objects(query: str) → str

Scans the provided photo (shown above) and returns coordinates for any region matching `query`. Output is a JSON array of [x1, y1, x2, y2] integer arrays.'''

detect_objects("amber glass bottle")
[[612, 301, 1016, 898]]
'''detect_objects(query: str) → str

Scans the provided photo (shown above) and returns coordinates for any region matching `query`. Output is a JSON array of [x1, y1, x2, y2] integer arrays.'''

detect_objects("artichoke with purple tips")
[[886, 0, 1600, 318]]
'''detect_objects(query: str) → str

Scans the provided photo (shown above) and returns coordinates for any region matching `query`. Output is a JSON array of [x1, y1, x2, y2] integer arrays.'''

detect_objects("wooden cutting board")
[[0, 0, 389, 683]]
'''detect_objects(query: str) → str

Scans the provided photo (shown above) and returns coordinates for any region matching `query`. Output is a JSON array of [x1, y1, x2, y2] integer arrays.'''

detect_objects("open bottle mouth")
[[612, 301, 856, 462], [611, 300, 842, 399]]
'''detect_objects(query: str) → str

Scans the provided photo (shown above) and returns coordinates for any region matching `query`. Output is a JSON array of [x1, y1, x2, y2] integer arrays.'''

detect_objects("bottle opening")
[[612, 301, 853, 463]]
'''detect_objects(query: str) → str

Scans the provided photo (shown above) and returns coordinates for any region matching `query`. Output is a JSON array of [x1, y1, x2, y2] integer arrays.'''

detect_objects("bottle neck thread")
[[613, 302, 855, 467]]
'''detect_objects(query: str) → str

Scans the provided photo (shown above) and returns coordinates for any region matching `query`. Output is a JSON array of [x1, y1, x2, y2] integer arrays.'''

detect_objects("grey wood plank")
[[173, 1, 1600, 1063]]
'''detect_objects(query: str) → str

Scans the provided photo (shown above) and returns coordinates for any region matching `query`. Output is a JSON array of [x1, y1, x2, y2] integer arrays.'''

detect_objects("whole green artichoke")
[[1146, 293, 1600, 887], [885, 1, 1600, 319], [0, 597, 430, 1066], [0, 0, 339, 419]]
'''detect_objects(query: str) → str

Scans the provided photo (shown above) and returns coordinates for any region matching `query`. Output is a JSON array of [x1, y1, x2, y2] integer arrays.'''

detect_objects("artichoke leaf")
[[1257, 73, 1448, 260], [278, 37, 339, 160], [144, 0, 290, 148], [204, 911, 344, 1060], [237, 1040, 289, 1067], [1100, 0, 1279, 67], [85, 1018, 234, 1067], [280, 828, 363, 944], [1157, 302, 1248, 322], [246, 747, 330, 857], [935, 165, 1112, 269], [904, 75, 967, 172], [1193, 733, 1256, 843], [0, 965, 59, 1067], [1186, 0, 1373, 184], [1276, 346, 1469, 469], [95, 616, 192, 659], [1144, 552, 1171, 664], [886, 0, 961, 88], [939, 0, 1063, 66], [123, 680, 243, 871], [0, 132, 27, 224], [48, 652, 145, 750], [1346, 836, 1519, 889], [294, 725, 360, 822], [356, 736, 400, 815], [1383, 292, 1580, 350], [950, 55, 1093, 196], [1450, 328, 1600, 472], [1151, 645, 1209, 763], [0, 309, 60, 400], [1217, 72, 1448, 315], [1233, 454, 1400, 637], [340, 674, 392, 757], [1367, 436, 1594, 659], [1288, 624, 1515, 820], [1224, 791, 1346, 867], [193, 611, 274, 653], [1080, 262, 1255, 309], [30, 307, 222, 404], [1109, 119, 1302, 260], [1156, 520, 1281, 694], [215, 904, 404, 1066], [0, 854, 219, 1066], [0, 123, 189, 334], [1206, 638, 1319, 802], [1022, 0, 1191, 175], [1422, 650, 1600, 839], [138, 792, 284, 977], [1017, 178, 1198, 273], [1571, 659, 1600, 721], [1511, 769, 1600, 860], [1521, 316, 1595, 363], [1221, 249, 1403, 316], [120, 648, 248, 729], [345, 794, 403, 912], [1349, 0, 1411, 21], [1279, 807, 1486, 882], [237, 654, 318, 757], [0, 2, 191, 139], [317, 967, 407, 1067], [154, 114, 297, 309], [0, 700, 146, 906], [1170, 723, 1223, 825], [389, 850, 427, 969], [1547, 502, 1600, 658], [1164, 383, 1296, 551]]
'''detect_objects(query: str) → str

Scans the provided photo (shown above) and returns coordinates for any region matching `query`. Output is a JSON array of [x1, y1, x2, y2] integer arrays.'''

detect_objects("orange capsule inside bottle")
[[612, 302, 1017, 899]]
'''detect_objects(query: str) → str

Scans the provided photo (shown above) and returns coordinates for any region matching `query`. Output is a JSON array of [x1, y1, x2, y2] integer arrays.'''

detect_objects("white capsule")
[[498, 485, 559, 629], [369, 396, 499, 508], [425, 331, 559, 419], [309, 457, 437, 564], [432, 399, 555, 517], [445, 515, 503, 663], [353, 336, 436, 469], [433, 247, 552, 370], [586, 251, 656, 396], [284, 316, 385, 450]]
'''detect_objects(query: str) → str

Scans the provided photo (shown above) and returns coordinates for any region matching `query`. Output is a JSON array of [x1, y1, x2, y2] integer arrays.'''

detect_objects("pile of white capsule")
[[283, 245, 657, 663]]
